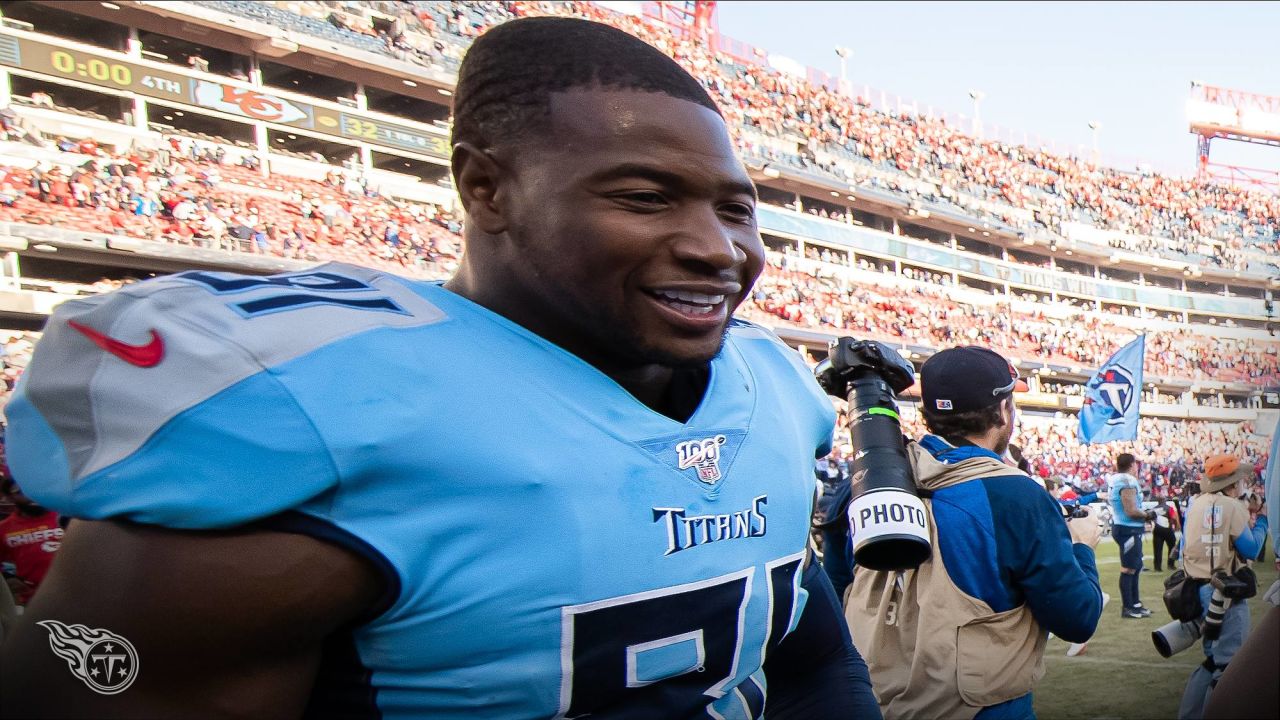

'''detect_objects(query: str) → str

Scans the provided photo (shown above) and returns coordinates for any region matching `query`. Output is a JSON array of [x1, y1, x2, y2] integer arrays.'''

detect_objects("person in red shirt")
[[0, 476, 63, 606]]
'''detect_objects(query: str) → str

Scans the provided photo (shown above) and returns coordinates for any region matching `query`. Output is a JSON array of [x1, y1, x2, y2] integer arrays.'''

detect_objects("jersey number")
[[557, 555, 803, 719], [178, 270, 406, 317]]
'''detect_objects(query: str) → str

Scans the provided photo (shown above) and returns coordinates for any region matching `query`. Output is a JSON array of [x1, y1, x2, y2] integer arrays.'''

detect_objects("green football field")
[[1032, 535, 1277, 720]]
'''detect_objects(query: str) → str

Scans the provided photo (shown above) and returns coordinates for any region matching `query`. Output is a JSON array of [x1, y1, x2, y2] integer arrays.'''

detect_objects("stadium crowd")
[[743, 258, 1279, 385], [1, 136, 1275, 390], [195, 0, 1280, 275], [1014, 418, 1268, 494], [0, 137, 464, 278]]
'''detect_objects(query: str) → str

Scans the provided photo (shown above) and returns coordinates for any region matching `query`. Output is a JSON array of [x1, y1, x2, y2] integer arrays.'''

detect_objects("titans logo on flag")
[[1086, 364, 1136, 426], [1078, 335, 1145, 445], [37, 620, 140, 695]]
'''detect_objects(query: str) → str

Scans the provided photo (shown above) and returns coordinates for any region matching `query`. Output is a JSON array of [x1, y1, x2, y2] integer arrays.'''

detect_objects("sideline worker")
[[844, 346, 1104, 720], [1177, 454, 1267, 720]]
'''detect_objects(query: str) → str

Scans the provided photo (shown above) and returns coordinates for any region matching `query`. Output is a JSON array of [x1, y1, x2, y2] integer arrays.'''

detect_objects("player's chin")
[[627, 300, 732, 366], [644, 328, 730, 368]]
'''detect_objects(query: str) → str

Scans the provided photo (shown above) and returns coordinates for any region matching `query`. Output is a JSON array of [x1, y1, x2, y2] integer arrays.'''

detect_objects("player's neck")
[[641, 364, 708, 423], [444, 270, 708, 422]]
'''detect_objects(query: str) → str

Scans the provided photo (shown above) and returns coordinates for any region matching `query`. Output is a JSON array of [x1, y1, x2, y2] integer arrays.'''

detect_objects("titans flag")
[[1078, 335, 1145, 444]]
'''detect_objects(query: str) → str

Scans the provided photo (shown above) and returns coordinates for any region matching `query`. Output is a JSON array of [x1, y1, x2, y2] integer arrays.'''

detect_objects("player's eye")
[[719, 202, 756, 223], [613, 191, 667, 208]]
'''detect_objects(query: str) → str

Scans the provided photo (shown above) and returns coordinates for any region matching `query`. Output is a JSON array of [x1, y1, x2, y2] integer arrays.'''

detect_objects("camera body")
[[1201, 569, 1252, 642], [1058, 498, 1091, 520], [1209, 568, 1251, 598], [815, 338, 930, 571]]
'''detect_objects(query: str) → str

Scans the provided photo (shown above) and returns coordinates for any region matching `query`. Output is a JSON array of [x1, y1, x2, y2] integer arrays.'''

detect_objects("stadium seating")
[[214, 0, 1278, 274], [0, 138, 463, 277], [1, 137, 1272, 389], [743, 259, 1278, 385]]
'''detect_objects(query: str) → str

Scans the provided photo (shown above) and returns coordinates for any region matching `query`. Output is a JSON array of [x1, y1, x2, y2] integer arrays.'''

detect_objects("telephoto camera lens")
[[1151, 619, 1203, 658], [815, 338, 929, 571], [1201, 588, 1230, 642]]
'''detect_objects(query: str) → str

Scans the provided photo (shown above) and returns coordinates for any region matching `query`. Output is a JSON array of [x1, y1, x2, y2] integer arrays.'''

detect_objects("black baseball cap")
[[921, 346, 1029, 414]]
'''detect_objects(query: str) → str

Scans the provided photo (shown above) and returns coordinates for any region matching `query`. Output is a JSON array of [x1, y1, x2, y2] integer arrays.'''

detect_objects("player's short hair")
[[1116, 453, 1136, 472], [451, 16, 722, 151]]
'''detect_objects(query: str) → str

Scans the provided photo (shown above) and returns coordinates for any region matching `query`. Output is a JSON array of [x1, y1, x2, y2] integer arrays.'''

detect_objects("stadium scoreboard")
[[0, 30, 449, 160]]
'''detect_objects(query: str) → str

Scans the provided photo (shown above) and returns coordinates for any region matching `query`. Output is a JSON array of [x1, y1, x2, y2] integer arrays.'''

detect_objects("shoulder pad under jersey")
[[5, 262, 444, 527]]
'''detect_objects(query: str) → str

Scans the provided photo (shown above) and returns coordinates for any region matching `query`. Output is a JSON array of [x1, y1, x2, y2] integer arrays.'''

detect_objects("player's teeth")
[[676, 301, 714, 314], [656, 290, 725, 305]]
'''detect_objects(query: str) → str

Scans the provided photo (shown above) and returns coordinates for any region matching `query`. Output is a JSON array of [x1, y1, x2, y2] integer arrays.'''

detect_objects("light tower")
[[835, 46, 852, 95], [968, 90, 985, 137]]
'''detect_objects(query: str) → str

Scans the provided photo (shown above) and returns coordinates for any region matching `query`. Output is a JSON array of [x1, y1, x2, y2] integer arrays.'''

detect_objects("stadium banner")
[[1078, 335, 1145, 445], [0, 29, 449, 160]]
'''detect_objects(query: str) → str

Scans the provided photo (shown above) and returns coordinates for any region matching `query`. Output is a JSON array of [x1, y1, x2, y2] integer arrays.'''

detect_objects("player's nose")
[[669, 205, 749, 272]]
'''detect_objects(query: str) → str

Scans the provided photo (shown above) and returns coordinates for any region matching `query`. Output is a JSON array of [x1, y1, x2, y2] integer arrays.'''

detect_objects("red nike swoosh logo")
[[67, 320, 165, 368]]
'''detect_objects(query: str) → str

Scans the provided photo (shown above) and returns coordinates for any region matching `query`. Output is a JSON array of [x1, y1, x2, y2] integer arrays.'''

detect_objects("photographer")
[[844, 347, 1104, 720], [1177, 455, 1268, 719], [1202, 434, 1280, 720]]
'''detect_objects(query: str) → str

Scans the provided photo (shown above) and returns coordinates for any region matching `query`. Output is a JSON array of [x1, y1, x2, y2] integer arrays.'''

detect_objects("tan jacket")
[[844, 443, 1047, 720], [1182, 493, 1250, 579]]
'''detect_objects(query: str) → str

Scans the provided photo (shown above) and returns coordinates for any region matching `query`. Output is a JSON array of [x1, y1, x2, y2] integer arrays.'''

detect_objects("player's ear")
[[452, 142, 507, 236]]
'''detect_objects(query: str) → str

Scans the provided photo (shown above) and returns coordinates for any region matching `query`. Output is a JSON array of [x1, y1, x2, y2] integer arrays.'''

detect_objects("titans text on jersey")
[[654, 494, 768, 556]]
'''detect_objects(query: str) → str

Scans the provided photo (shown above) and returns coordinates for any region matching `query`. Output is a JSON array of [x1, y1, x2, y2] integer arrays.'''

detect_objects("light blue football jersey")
[[7, 263, 836, 719]]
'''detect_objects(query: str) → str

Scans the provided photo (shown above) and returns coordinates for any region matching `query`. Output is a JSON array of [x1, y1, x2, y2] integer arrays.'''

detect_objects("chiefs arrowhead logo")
[[67, 320, 165, 368]]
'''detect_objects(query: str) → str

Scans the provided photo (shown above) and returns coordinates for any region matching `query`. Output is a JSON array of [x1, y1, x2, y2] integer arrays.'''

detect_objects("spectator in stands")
[[196, 210, 226, 248], [186, 53, 210, 73], [170, 192, 198, 222]]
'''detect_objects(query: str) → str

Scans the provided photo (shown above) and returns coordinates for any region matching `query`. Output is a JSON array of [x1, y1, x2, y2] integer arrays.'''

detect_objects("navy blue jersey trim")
[[252, 510, 402, 625]]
